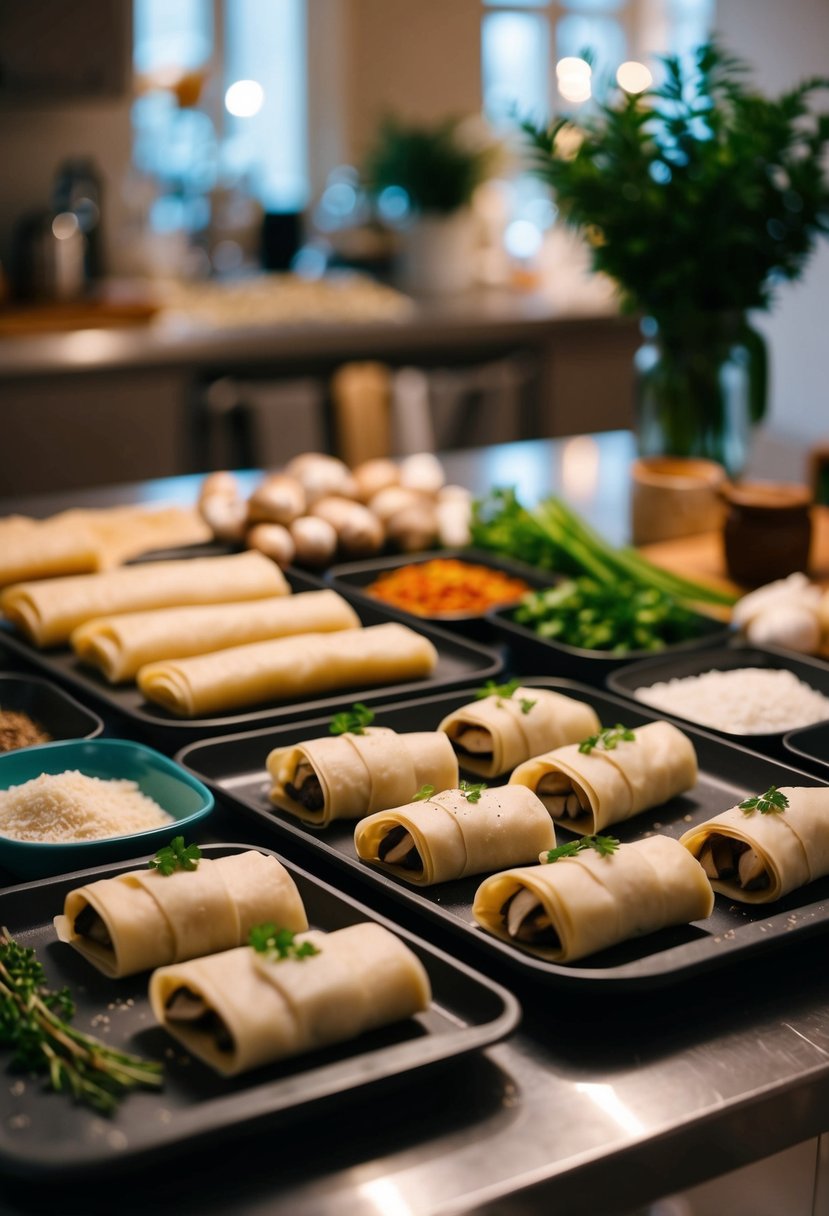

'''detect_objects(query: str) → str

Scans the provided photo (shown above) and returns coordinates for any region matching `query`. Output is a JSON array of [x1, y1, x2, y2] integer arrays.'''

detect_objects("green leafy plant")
[[475, 678, 536, 714], [365, 115, 500, 214], [459, 780, 487, 804], [739, 786, 789, 815], [413, 784, 436, 801], [578, 725, 636, 755], [330, 703, 375, 736], [522, 41, 829, 320], [249, 924, 320, 962]]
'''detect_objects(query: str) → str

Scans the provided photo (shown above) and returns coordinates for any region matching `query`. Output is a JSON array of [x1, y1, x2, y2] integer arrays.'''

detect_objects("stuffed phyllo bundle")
[[438, 685, 599, 779], [509, 721, 697, 836]]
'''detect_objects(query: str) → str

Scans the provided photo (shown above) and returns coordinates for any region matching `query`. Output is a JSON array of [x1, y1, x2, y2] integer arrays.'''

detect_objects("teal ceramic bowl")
[[0, 738, 214, 879]]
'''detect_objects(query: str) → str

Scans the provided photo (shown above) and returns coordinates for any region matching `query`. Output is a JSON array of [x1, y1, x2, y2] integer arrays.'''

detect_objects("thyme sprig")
[[739, 787, 790, 815], [543, 835, 620, 863], [0, 930, 162, 1115]]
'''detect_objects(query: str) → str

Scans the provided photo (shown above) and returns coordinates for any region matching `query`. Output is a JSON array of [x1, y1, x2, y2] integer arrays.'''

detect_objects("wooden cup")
[[631, 457, 726, 546]]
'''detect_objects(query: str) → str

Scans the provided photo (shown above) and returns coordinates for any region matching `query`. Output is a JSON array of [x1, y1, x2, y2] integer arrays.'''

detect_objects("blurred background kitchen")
[[0, 0, 825, 496]]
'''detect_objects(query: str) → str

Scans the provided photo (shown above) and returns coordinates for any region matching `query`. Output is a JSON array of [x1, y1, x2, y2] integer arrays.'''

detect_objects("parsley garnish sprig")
[[460, 780, 487, 804], [148, 836, 202, 876], [329, 703, 375, 735], [543, 835, 620, 863], [413, 784, 435, 801], [578, 725, 636, 755], [249, 923, 320, 962], [0, 930, 162, 1115], [739, 786, 789, 815], [475, 679, 536, 715]]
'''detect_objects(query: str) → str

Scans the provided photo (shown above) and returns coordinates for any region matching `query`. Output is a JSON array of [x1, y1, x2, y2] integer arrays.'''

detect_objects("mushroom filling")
[[697, 834, 769, 890], [284, 761, 325, 812], [449, 726, 493, 761], [73, 903, 112, 948], [500, 889, 561, 948], [535, 772, 591, 820], [377, 824, 422, 871], [164, 986, 235, 1053]]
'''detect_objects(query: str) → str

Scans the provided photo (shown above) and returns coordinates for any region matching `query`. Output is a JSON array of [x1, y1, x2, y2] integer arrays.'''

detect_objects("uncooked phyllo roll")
[[71, 589, 359, 683], [354, 784, 556, 885], [268, 727, 458, 826], [438, 685, 599, 778], [53, 850, 307, 978], [137, 622, 438, 717], [473, 835, 714, 962], [509, 721, 697, 836], [149, 922, 432, 1076], [680, 785, 829, 903], [1, 550, 287, 647]]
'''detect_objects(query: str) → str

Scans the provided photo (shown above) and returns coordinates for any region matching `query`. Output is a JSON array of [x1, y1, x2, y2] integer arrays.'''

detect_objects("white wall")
[[716, 0, 829, 448]]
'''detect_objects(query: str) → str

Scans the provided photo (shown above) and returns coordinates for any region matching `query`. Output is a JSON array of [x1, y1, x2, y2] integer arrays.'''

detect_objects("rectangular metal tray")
[[0, 843, 519, 1181], [784, 720, 829, 776], [0, 572, 502, 747], [177, 679, 829, 991], [607, 643, 829, 765]]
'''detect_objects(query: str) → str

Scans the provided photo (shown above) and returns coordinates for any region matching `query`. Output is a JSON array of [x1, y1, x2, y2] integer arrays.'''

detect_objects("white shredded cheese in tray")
[[634, 667, 829, 735], [0, 770, 173, 843]]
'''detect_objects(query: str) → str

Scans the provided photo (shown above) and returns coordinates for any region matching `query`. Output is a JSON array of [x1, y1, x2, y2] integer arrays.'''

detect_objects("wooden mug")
[[631, 457, 727, 546]]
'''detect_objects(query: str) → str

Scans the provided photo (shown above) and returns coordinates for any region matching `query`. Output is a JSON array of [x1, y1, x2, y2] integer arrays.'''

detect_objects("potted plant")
[[365, 114, 501, 296], [522, 42, 829, 474]]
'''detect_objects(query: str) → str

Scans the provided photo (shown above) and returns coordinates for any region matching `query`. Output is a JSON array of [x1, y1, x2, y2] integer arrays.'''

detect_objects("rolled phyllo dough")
[[71, 589, 360, 682], [268, 727, 458, 826], [473, 835, 714, 962], [509, 721, 697, 836], [149, 922, 432, 1076], [679, 786, 829, 903], [1, 551, 287, 647], [53, 850, 307, 978], [0, 517, 101, 587], [354, 784, 556, 885], [439, 687, 600, 779], [137, 622, 438, 717]]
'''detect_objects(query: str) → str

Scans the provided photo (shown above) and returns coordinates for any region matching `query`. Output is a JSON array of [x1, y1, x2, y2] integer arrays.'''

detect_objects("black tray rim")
[[175, 678, 829, 992], [607, 642, 829, 743], [0, 841, 521, 1181], [782, 720, 829, 774]]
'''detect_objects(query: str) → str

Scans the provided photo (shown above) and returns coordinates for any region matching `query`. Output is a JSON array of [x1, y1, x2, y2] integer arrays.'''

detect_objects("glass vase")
[[634, 312, 767, 478]]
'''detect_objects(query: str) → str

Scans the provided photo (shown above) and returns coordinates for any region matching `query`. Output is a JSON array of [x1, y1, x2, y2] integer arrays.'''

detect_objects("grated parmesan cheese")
[[0, 770, 172, 843], [634, 667, 829, 735]]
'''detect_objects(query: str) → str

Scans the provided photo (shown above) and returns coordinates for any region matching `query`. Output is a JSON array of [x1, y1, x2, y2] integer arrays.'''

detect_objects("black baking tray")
[[486, 598, 730, 686], [607, 643, 829, 765], [0, 671, 103, 748], [784, 720, 829, 775], [325, 547, 553, 641], [0, 843, 519, 1181], [0, 572, 502, 748], [176, 678, 829, 992]]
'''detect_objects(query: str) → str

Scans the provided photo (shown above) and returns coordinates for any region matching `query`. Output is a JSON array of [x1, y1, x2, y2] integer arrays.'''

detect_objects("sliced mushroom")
[[377, 824, 422, 871], [284, 761, 325, 812], [535, 773, 590, 820], [501, 889, 561, 948], [165, 986, 234, 1053], [451, 726, 493, 758], [698, 833, 740, 880], [73, 903, 112, 948], [737, 845, 769, 890]]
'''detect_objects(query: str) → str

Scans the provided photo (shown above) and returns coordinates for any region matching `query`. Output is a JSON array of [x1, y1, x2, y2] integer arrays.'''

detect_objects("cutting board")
[[638, 505, 829, 595]]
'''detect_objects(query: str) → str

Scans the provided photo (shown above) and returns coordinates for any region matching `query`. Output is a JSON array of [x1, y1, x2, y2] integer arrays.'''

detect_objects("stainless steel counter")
[[0, 431, 825, 1216]]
